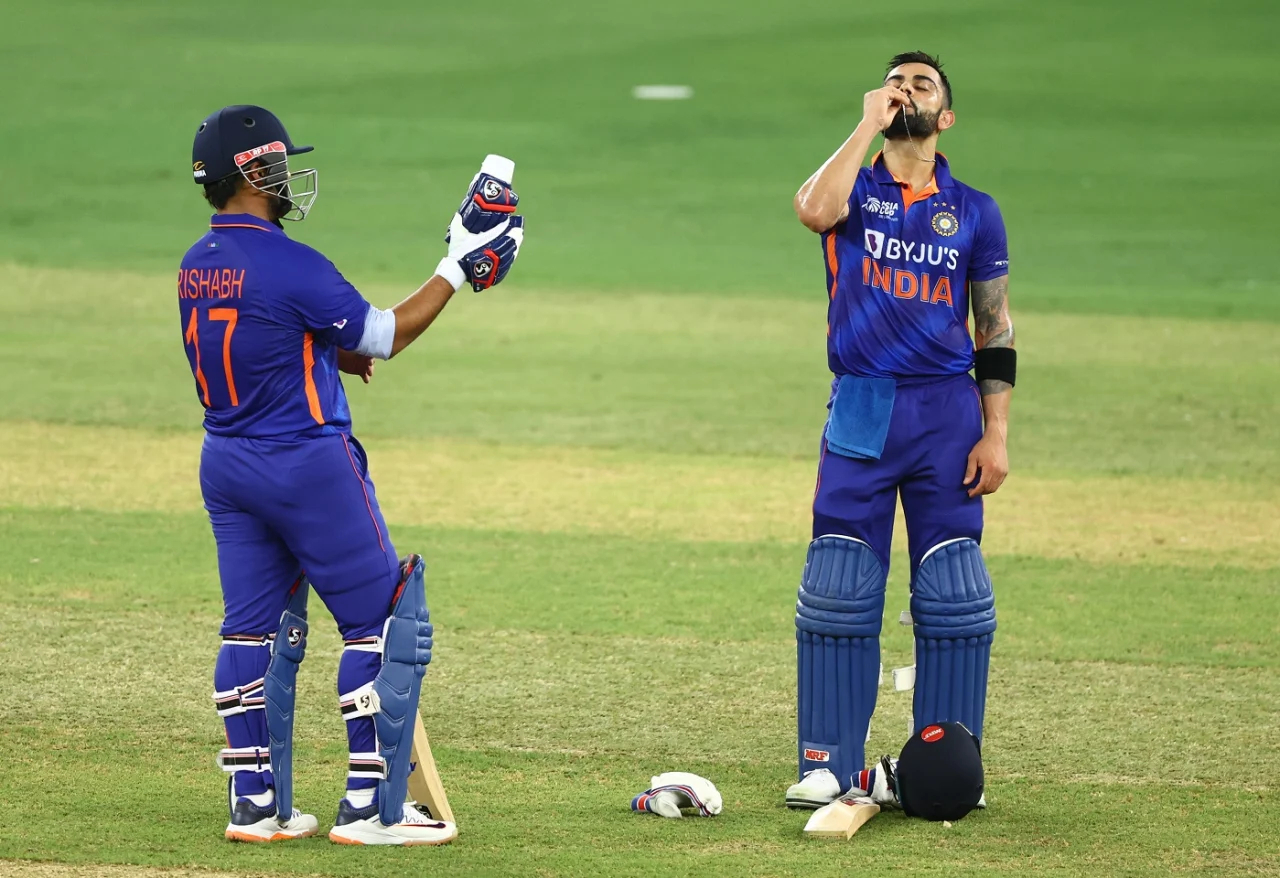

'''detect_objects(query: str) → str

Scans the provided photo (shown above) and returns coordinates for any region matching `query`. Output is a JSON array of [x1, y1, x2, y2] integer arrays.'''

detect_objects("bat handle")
[[481, 154, 515, 182]]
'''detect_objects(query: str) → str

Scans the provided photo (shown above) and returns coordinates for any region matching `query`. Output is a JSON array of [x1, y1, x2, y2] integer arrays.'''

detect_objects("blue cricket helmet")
[[191, 105, 318, 221]]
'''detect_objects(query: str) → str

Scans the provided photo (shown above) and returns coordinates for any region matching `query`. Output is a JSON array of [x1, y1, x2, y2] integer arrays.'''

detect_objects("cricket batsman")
[[785, 53, 1015, 808], [179, 105, 525, 844]]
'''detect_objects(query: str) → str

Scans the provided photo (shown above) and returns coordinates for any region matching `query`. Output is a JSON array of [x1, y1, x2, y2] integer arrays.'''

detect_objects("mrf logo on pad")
[[803, 748, 831, 762]]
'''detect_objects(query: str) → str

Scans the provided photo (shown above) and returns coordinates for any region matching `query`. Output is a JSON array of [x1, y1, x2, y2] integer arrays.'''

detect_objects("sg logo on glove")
[[457, 215, 523, 292], [459, 172, 519, 234]]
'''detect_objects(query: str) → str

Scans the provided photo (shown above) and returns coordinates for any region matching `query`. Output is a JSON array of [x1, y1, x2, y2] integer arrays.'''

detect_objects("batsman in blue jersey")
[[179, 105, 524, 845], [785, 53, 1016, 809]]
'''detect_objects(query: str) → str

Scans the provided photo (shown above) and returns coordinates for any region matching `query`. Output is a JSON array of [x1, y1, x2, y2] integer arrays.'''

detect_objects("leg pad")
[[265, 577, 309, 821], [373, 555, 433, 826], [910, 539, 995, 739], [796, 536, 887, 791]]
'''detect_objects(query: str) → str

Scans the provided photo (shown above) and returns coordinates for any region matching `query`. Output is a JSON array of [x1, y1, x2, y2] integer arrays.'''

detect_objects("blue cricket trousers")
[[200, 432, 399, 638], [813, 373, 985, 573]]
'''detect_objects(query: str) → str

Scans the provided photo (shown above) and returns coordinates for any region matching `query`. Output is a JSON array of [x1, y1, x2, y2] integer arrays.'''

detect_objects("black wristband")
[[974, 347, 1016, 387]]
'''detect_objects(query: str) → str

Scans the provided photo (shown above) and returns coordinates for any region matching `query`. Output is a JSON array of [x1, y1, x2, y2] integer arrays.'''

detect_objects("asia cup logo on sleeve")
[[863, 196, 898, 218]]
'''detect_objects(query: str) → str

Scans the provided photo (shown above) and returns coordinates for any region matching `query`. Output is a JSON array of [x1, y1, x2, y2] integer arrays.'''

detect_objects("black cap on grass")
[[895, 722, 984, 821]]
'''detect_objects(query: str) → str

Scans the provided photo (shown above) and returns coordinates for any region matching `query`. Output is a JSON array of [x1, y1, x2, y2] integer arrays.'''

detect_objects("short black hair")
[[886, 51, 952, 108], [203, 174, 242, 210]]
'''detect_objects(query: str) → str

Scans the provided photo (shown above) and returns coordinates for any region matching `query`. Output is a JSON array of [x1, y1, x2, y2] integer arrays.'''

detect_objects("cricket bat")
[[803, 795, 880, 838], [407, 711, 455, 824]]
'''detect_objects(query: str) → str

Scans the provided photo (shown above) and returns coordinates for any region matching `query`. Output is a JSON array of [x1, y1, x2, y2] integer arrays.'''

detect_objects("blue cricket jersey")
[[177, 214, 371, 438], [822, 153, 1009, 379]]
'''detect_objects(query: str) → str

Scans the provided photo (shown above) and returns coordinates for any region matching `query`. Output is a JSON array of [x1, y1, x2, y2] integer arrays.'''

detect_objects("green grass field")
[[2, 0, 1278, 876]]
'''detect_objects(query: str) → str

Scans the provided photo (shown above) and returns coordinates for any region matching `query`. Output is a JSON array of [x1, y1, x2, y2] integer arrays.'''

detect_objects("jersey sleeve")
[[276, 250, 370, 350], [840, 170, 869, 236], [968, 195, 1009, 282]]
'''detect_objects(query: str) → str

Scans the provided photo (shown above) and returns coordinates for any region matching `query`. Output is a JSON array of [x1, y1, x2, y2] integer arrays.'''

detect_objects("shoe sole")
[[328, 828, 458, 847], [786, 797, 832, 810], [225, 828, 318, 843]]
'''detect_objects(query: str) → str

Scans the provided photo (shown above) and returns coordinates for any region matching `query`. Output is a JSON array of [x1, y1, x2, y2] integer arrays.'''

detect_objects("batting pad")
[[264, 577, 309, 822], [910, 539, 996, 740], [796, 536, 887, 791], [373, 554, 433, 827]]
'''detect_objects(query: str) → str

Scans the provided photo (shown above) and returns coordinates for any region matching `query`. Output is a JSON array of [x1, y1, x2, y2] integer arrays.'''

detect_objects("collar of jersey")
[[210, 214, 283, 234], [870, 151, 953, 189]]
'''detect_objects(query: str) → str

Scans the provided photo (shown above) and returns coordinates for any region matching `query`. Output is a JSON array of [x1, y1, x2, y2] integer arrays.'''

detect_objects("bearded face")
[[883, 100, 941, 140]]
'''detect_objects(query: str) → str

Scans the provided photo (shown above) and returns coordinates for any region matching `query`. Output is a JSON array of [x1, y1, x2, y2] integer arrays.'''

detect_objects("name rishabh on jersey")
[[177, 214, 372, 438], [821, 153, 1009, 380]]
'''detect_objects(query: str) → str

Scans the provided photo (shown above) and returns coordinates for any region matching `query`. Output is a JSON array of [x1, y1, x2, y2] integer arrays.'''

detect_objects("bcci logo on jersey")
[[932, 211, 959, 236], [862, 196, 898, 219]]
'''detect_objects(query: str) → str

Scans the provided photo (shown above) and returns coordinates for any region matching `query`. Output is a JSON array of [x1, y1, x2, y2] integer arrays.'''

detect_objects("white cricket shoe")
[[785, 768, 842, 810], [328, 799, 458, 846], [225, 791, 318, 843]]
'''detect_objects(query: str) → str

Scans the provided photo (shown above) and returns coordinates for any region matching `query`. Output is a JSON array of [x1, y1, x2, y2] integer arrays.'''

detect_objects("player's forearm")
[[980, 389, 1010, 440], [336, 349, 366, 375], [388, 275, 458, 358], [794, 121, 880, 233], [971, 275, 1015, 398]]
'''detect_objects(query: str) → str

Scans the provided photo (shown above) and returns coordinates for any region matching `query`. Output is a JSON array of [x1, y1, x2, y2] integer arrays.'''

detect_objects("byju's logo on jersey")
[[864, 230, 886, 260], [864, 230, 959, 270], [862, 196, 898, 219]]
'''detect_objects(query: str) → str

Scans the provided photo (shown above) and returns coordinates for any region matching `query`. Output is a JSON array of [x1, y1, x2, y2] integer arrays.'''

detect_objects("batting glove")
[[455, 171, 519, 234], [434, 156, 525, 292], [454, 215, 524, 292], [630, 772, 723, 818]]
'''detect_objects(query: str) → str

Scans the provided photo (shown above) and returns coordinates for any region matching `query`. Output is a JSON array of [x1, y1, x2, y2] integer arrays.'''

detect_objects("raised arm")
[[793, 86, 912, 233]]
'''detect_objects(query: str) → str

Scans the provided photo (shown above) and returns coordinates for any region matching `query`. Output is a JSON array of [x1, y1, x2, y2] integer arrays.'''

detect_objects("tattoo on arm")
[[971, 276, 1014, 396]]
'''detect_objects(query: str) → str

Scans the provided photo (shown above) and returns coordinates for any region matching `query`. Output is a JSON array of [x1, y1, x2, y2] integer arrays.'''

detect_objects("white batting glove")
[[434, 155, 525, 292], [631, 772, 723, 818]]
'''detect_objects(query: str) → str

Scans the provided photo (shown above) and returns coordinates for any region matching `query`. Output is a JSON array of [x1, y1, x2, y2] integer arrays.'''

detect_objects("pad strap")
[[338, 682, 381, 722], [343, 636, 383, 654], [212, 677, 266, 716], [217, 746, 271, 773], [348, 752, 387, 780], [891, 611, 917, 691], [222, 634, 271, 647]]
